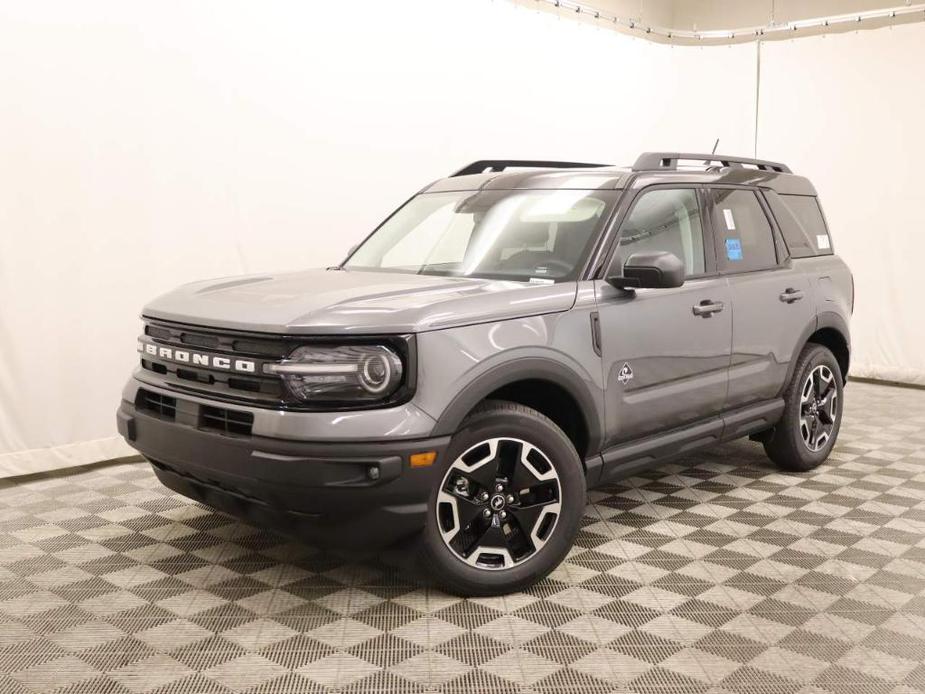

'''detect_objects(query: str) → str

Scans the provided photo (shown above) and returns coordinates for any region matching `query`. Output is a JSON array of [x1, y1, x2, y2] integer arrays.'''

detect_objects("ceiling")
[[519, 0, 925, 42]]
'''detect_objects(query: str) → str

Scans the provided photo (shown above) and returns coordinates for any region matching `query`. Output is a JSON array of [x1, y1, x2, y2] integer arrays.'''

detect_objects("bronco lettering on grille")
[[138, 340, 256, 373]]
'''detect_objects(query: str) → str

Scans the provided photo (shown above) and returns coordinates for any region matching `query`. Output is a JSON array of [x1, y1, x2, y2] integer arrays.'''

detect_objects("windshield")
[[344, 189, 619, 282]]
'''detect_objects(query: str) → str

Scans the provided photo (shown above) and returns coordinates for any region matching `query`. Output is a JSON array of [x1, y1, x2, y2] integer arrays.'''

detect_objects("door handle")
[[692, 300, 724, 317], [779, 288, 804, 303]]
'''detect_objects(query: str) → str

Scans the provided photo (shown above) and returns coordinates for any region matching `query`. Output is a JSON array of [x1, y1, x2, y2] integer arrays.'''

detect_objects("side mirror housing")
[[607, 251, 685, 289]]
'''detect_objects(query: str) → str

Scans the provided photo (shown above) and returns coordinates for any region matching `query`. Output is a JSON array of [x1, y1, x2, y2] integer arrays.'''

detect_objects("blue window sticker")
[[725, 238, 743, 261]]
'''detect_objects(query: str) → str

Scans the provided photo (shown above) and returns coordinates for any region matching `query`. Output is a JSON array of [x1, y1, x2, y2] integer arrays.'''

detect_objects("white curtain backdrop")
[[756, 26, 925, 386], [0, 0, 920, 477]]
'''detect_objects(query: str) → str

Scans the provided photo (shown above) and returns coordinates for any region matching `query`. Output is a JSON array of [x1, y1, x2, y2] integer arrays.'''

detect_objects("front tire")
[[422, 401, 585, 596], [764, 344, 843, 472]]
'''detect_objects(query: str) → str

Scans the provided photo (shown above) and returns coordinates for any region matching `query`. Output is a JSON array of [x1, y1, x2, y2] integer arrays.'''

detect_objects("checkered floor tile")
[[1, 381, 924, 693]]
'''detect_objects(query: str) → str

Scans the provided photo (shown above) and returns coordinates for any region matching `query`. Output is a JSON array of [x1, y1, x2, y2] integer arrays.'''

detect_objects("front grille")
[[199, 405, 254, 436], [140, 319, 295, 406], [136, 389, 177, 419]]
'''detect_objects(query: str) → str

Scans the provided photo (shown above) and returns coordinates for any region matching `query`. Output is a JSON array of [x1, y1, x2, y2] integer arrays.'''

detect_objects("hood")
[[142, 268, 578, 334]]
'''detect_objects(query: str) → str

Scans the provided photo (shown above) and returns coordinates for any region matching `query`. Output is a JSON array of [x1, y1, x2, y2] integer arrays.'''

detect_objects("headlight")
[[264, 344, 404, 403]]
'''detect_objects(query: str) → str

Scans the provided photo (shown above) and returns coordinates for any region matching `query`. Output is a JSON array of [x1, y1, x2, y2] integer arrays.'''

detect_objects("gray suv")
[[117, 153, 853, 595]]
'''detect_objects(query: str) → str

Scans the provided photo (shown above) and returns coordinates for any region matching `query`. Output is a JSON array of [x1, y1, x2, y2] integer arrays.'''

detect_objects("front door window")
[[614, 188, 706, 277]]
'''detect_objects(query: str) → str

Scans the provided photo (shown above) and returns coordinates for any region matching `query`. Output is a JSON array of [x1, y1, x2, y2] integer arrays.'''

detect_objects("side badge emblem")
[[617, 362, 634, 385]]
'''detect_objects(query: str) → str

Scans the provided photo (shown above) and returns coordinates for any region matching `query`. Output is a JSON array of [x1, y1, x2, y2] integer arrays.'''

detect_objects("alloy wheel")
[[800, 364, 838, 452], [436, 437, 561, 570]]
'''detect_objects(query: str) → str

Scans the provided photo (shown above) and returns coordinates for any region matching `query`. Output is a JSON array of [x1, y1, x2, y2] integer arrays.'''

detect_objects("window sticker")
[[722, 208, 736, 231], [528, 277, 554, 285], [725, 238, 743, 261], [816, 234, 831, 250]]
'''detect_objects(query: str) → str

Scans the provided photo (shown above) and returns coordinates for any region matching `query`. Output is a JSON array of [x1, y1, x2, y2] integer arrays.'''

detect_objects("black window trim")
[[593, 182, 720, 282]]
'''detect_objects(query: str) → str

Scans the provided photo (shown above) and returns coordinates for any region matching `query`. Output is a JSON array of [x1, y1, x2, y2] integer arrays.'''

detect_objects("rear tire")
[[764, 344, 843, 472], [422, 401, 585, 596]]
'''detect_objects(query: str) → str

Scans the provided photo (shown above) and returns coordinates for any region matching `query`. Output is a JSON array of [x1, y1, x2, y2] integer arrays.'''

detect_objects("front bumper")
[[117, 393, 450, 548]]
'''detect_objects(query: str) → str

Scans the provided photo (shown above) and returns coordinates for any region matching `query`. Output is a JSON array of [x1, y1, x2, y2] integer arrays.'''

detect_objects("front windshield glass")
[[344, 189, 619, 282]]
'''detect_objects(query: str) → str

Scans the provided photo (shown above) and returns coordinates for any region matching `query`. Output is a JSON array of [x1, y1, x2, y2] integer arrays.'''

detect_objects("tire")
[[763, 343, 844, 472], [422, 400, 586, 596]]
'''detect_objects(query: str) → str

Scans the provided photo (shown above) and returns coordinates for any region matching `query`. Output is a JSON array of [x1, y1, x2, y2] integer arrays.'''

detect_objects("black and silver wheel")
[[423, 401, 585, 595], [764, 343, 844, 471], [436, 437, 561, 570], [799, 364, 839, 452]]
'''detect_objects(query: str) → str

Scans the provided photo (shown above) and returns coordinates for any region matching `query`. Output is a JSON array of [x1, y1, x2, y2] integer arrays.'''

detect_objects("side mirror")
[[607, 251, 685, 290]]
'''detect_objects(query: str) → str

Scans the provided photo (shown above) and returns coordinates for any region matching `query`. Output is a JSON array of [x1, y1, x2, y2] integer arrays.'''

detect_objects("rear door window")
[[708, 188, 778, 273]]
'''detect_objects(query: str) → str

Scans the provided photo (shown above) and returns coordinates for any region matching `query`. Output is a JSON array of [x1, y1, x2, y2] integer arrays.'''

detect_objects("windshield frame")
[[341, 188, 622, 284]]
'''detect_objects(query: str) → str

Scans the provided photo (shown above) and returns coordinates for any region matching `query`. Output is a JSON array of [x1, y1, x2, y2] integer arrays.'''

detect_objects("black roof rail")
[[451, 160, 611, 177], [632, 152, 792, 174]]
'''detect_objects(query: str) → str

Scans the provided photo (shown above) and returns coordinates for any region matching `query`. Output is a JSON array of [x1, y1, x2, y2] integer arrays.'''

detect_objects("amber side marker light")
[[410, 451, 437, 468]]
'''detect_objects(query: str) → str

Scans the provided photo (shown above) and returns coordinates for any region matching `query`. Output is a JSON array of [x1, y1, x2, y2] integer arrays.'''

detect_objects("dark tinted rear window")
[[774, 194, 833, 258]]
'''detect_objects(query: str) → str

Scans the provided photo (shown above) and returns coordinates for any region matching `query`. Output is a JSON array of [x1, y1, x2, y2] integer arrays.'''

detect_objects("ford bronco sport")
[[118, 153, 853, 595]]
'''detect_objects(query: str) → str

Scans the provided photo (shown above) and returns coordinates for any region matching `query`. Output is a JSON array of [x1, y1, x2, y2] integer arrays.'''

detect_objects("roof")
[[422, 155, 817, 196]]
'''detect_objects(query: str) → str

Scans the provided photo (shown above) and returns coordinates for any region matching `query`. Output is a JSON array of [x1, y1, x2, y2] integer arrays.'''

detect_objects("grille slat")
[[227, 377, 261, 393], [177, 368, 214, 384], [144, 325, 173, 340], [180, 333, 220, 349]]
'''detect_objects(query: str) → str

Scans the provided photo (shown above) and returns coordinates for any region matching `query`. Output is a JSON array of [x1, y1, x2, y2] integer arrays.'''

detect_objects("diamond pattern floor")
[[1, 381, 924, 693]]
